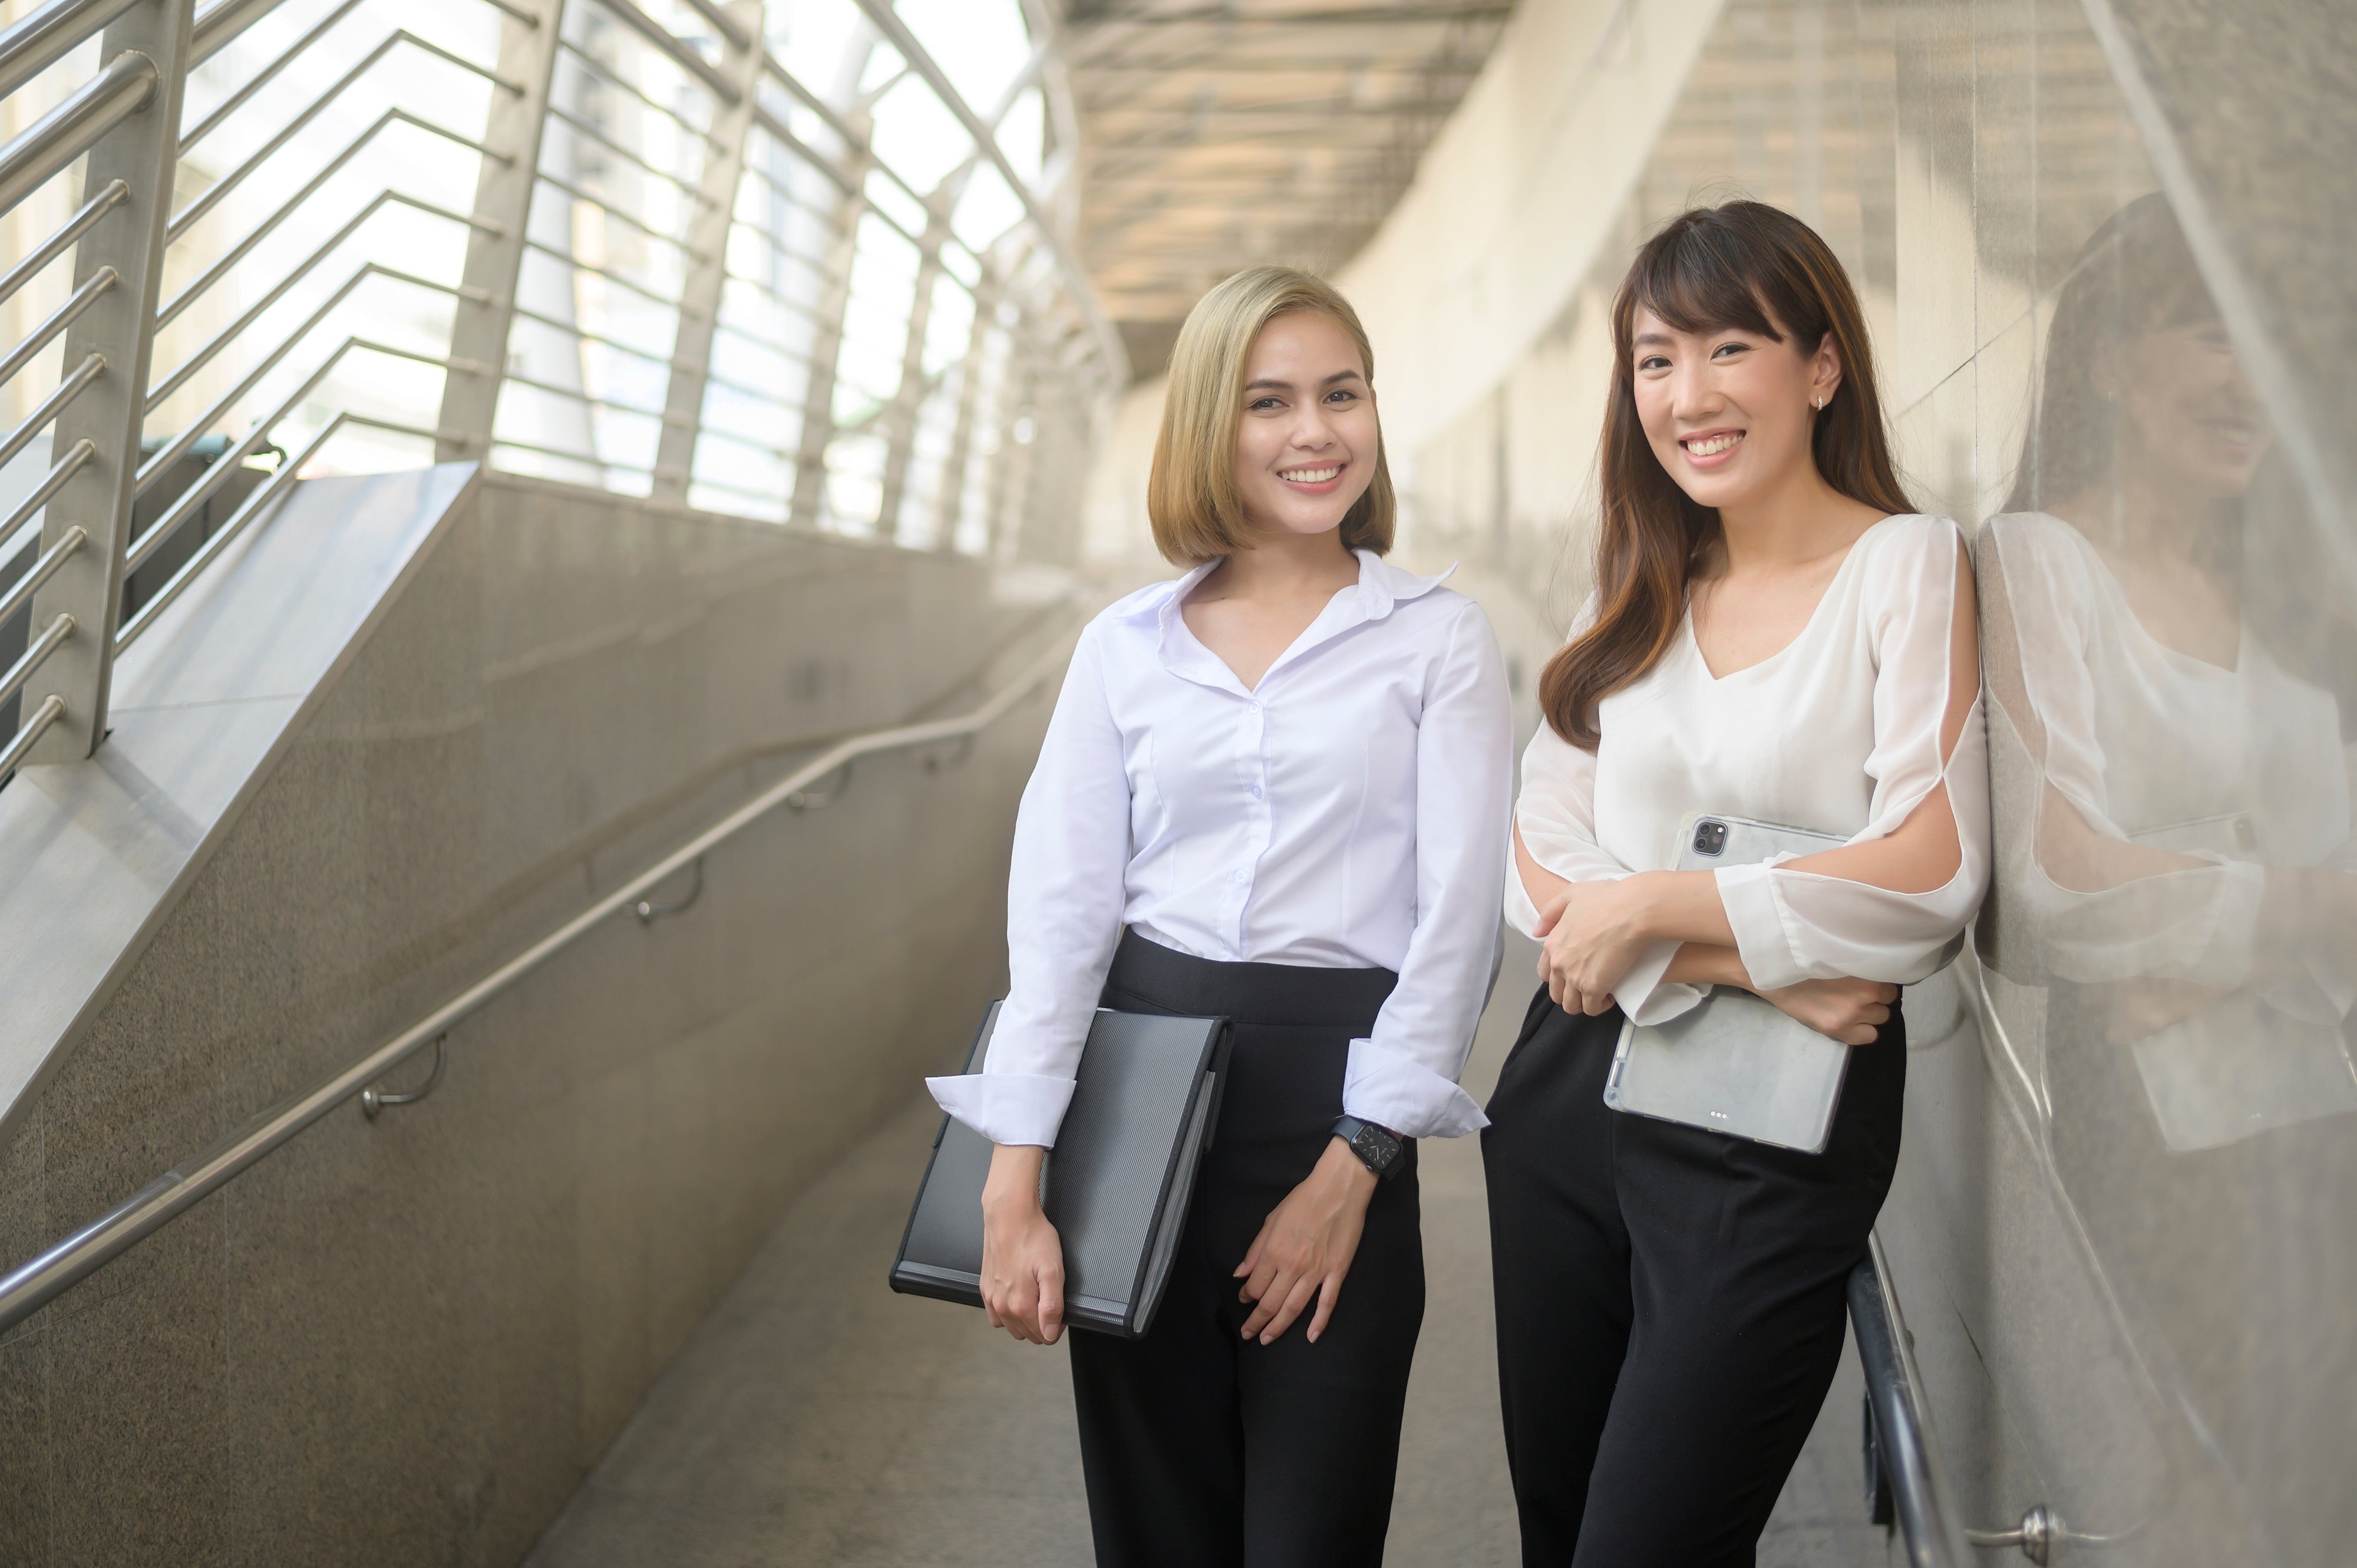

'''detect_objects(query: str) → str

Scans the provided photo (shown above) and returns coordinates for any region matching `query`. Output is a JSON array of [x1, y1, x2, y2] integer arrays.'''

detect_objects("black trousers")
[[1481, 989, 1906, 1567], [1069, 930, 1426, 1568]]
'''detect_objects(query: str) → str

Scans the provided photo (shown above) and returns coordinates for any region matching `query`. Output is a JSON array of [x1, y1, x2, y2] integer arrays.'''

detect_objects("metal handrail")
[[0, 526, 87, 628], [543, 103, 718, 204], [0, 0, 138, 100], [151, 252, 491, 412], [116, 408, 452, 649], [554, 35, 721, 150], [0, 351, 104, 472], [535, 170, 711, 258], [0, 265, 115, 387], [0, 611, 74, 712], [0, 0, 1113, 791], [130, 337, 487, 571], [1850, 1236, 1972, 1567], [522, 237, 696, 314], [153, 107, 506, 331], [0, 438, 94, 552], [0, 178, 126, 314], [0, 623, 1079, 1333], [144, 282, 433, 493], [177, 0, 364, 151], [0, 47, 157, 217], [847, 0, 1127, 389], [584, 0, 735, 105], [0, 693, 68, 774], [166, 31, 521, 239]]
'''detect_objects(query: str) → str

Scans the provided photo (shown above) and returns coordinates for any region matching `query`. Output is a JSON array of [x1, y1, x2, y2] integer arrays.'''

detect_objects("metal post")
[[932, 263, 998, 552], [783, 133, 870, 532], [983, 329, 1039, 567], [21, 0, 190, 764], [872, 197, 952, 542], [435, 0, 564, 460], [648, 0, 761, 505]]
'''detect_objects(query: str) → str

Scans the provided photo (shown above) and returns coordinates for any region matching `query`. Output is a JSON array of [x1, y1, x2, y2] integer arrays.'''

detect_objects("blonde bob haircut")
[[1147, 265, 1395, 566]]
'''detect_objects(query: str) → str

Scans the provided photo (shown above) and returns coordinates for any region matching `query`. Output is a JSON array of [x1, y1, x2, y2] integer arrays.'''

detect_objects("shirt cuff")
[[925, 1072, 1075, 1148], [1717, 859, 1807, 991], [1343, 1038, 1489, 1139], [1614, 938, 1707, 1026]]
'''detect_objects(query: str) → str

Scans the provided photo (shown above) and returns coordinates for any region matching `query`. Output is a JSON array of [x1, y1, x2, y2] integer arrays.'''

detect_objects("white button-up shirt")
[[928, 550, 1514, 1147]]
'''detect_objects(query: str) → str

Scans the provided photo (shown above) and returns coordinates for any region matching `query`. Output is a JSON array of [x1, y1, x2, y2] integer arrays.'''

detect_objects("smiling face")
[[2108, 318, 2271, 506], [1629, 304, 1842, 511], [1230, 310, 1379, 542]]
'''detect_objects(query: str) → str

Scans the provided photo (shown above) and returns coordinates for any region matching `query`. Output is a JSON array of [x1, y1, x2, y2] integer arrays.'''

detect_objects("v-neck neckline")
[[1686, 515, 1894, 684], [1173, 573, 1364, 695]]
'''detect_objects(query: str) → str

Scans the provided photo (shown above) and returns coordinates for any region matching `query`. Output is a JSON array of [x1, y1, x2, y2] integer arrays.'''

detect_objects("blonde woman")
[[927, 266, 1513, 1565]]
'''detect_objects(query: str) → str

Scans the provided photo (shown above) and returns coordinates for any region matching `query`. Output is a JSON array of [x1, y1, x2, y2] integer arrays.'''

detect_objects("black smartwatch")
[[1332, 1115, 1405, 1180]]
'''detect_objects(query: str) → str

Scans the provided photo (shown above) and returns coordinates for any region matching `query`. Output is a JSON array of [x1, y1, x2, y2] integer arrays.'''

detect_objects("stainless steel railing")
[[0, 619, 1078, 1333], [1850, 1237, 1974, 1567], [0, 0, 1117, 777]]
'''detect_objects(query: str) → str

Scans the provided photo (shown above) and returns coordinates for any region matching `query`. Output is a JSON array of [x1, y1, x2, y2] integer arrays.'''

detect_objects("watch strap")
[[1332, 1114, 1405, 1179]]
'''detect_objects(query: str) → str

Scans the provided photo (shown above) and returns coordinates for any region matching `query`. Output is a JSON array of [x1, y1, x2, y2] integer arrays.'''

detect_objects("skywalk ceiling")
[[1061, 1, 1516, 377]]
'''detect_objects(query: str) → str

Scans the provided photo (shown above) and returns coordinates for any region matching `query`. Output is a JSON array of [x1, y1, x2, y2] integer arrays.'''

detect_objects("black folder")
[[890, 1002, 1232, 1339]]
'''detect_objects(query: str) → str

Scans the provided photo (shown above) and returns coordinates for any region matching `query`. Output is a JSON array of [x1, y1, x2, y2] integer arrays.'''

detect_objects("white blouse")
[[1510, 513, 1990, 1021], [1983, 511, 2352, 1016], [930, 550, 1515, 1148]]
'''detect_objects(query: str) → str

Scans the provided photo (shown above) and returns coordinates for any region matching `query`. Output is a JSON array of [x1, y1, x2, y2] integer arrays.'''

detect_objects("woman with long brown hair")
[[1483, 202, 1989, 1563]]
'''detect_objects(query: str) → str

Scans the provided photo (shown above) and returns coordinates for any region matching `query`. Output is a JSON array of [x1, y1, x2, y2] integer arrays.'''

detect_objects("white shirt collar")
[[1130, 549, 1458, 696], [1119, 549, 1455, 625]]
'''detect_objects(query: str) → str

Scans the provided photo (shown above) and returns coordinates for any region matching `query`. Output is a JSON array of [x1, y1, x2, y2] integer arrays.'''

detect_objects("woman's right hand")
[[980, 1144, 1065, 1345], [1758, 976, 1899, 1044]]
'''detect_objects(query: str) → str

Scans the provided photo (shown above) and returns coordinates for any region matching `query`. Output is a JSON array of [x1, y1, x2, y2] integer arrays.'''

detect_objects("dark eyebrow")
[[1632, 330, 1675, 349], [1244, 368, 1367, 392]]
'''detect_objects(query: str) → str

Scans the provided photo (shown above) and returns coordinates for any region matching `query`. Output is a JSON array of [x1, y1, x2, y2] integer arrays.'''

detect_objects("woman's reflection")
[[1978, 192, 2357, 1559], [1983, 193, 2357, 1152]]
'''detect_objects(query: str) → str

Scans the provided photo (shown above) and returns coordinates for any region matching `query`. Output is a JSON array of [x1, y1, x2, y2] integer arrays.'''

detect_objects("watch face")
[[1353, 1127, 1392, 1168]]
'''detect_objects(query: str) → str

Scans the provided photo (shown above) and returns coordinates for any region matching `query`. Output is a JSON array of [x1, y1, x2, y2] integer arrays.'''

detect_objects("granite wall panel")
[[0, 471, 1064, 1562], [1391, 0, 2357, 1560]]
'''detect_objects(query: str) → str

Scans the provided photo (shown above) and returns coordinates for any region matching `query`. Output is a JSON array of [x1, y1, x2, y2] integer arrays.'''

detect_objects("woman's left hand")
[[1234, 1137, 1379, 1345], [1534, 876, 1661, 1015]]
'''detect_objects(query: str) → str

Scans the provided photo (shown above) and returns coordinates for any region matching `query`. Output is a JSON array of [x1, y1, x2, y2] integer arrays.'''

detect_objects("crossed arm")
[[1520, 539, 1982, 1042]]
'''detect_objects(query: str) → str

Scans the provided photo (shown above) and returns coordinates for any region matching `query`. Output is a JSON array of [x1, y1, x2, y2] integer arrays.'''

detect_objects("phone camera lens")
[[1694, 820, 1728, 856]]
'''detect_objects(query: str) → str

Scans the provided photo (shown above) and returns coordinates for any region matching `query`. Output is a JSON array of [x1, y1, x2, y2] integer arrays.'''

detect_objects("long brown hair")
[[1539, 202, 1912, 748]]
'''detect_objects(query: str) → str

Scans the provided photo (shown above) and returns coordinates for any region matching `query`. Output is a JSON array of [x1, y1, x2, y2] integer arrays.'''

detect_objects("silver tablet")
[[1604, 813, 1854, 1153]]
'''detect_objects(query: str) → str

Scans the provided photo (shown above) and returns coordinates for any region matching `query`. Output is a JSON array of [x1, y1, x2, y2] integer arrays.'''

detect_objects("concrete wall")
[[0, 471, 1067, 1565]]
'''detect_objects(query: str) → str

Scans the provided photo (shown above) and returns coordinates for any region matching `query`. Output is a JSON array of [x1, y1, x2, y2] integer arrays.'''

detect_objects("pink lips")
[[1278, 463, 1348, 496], [1678, 430, 1745, 470]]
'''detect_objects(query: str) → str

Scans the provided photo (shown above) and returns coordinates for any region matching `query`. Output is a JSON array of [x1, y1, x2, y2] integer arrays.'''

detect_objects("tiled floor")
[[526, 935, 1894, 1566]]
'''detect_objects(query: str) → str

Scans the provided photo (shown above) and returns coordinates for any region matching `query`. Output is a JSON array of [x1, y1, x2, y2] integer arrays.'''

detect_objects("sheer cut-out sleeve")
[[1983, 514, 2266, 991], [1714, 516, 1992, 991], [1509, 598, 1708, 1025]]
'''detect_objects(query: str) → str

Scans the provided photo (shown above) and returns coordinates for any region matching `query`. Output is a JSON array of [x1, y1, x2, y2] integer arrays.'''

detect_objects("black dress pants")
[[1069, 931, 1427, 1568], [1481, 989, 1905, 1567]]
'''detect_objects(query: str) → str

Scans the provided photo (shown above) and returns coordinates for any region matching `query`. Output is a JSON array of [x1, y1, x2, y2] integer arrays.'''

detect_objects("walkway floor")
[[526, 935, 1893, 1566]]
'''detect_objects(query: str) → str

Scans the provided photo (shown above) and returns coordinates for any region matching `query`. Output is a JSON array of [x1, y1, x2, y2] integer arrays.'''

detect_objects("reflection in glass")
[[1979, 193, 2357, 1559]]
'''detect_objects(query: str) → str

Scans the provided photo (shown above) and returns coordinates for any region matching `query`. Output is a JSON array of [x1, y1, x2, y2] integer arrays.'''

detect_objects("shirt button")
[[1249, 785, 1263, 799], [1248, 701, 1261, 714], [1232, 868, 1248, 883]]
